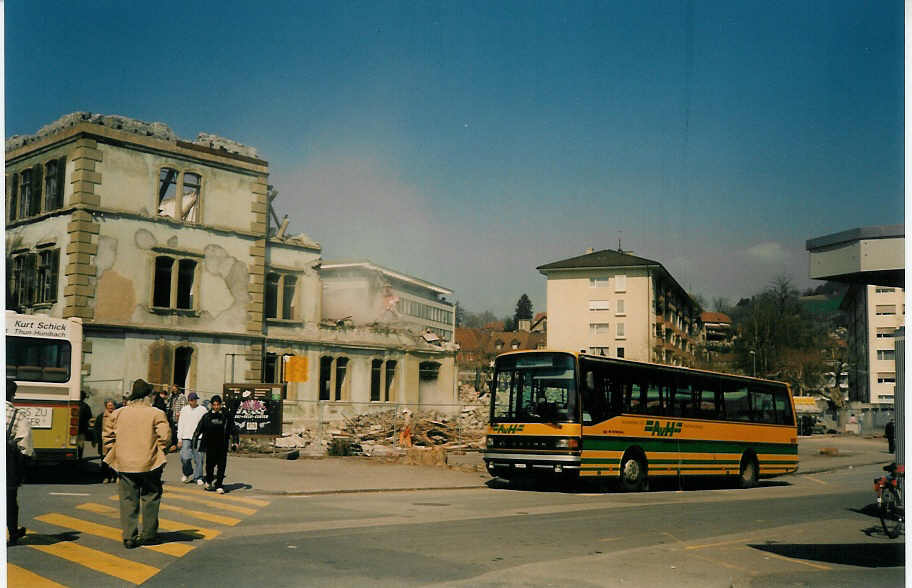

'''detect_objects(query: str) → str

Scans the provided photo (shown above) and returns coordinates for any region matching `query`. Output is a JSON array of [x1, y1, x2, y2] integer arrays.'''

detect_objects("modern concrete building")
[[807, 225, 904, 430], [537, 248, 702, 365], [6, 112, 457, 426]]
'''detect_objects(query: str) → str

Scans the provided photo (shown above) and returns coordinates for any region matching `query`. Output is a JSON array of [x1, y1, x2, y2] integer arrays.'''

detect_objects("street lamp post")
[[749, 350, 756, 378]]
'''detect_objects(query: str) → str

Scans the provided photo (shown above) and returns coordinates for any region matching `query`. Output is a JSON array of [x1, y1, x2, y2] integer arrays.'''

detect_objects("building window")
[[334, 357, 348, 401], [7, 249, 59, 309], [589, 300, 611, 311], [876, 288, 896, 293], [495, 340, 504, 351], [876, 328, 896, 339], [875, 305, 896, 315], [616, 322, 625, 338], [617, 347, 625, 358], [43, 158, 66, 212], [152, 255, 197, 310], [589, 346, 610, 356], [319, 356, 333, 400], [265, 271, 299, 320], [370, 360, 382, 401], [384, 360, 397, 401], [616, 299, 625, 315], [589, 278, 610, 288], [615, 274, 626, 292], [876, 349, 895, 361], [511, 340, 520, 350], [877, 373, 896, 384], [589, 323, 610, 336], [419, 361, 440, 380], [157, 167, 202, 222]]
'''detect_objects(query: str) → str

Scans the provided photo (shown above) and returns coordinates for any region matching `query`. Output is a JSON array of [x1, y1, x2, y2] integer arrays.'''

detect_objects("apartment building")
[[842, 284, 905, 406], [537, 248, 701, 365], [6, 112, 457, 422]]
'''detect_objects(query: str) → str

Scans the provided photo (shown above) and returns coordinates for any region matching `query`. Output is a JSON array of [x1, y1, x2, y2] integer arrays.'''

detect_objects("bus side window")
[[644, 375, 666, 416], [751, 388, 777, 424], [695, 380, 717, 419], [723, 385, 751, 421], [628, 378, 644, 414], [774, 387, 794, 425], [672, 377, 693, 418]]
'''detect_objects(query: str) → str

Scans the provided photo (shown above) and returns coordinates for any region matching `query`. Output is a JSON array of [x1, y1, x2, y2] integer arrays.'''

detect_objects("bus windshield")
[[6, 336, 72, 383], [492, 352, 578, 423]]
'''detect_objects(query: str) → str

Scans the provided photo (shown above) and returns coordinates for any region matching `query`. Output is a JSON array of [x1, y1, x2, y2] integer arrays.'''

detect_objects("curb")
[[254, 484, 488, 496], [794, 459, 891, 476]]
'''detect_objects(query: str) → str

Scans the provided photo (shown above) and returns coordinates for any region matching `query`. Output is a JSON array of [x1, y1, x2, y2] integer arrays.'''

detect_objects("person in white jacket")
[[177, 392, 207, 484]]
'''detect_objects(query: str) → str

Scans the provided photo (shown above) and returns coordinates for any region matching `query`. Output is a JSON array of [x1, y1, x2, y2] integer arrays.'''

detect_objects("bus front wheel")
[[739, 455, 758, 489], [620, 453, 647, 492]]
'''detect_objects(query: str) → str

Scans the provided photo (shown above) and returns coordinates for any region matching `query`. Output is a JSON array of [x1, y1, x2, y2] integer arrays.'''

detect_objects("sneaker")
[[216, 487, 225, 494], [196, 478, 205, 486], [205, 483, 214, 491], [180, 475, 188, 483]]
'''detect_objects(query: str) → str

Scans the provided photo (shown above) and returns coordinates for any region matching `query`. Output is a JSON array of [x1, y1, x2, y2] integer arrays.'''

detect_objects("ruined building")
[[6, 113, 457, 423]]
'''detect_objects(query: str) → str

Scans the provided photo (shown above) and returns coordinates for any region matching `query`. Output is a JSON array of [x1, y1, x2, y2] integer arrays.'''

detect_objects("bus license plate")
[[19, 406, 53, 429]]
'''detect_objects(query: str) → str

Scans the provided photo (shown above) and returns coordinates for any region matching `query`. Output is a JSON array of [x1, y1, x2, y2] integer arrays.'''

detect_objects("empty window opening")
[[153, 255, 197, 310], [334, 357, 349, 400], [419, 361, 440, 381], [44, 158, 66, 211], [265, 273, 280, 319], [370, 359, 382, 401], [265, 272, 298, 320], [384, 360, 397, 401], [158, 168, 202, 222], [173, 346, 193, 391], [319, 356, 333, 400], [182, 173, 201, 222], [282, 276, 297, 319]]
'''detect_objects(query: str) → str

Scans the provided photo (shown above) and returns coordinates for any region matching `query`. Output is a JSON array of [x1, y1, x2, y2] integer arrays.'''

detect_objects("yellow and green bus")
[[483, 350, 798, 490], [6, 311, 85, 463]]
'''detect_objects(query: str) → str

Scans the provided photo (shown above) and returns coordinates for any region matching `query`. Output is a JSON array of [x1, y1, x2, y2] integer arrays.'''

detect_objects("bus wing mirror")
[[585, 371, 594, 390]]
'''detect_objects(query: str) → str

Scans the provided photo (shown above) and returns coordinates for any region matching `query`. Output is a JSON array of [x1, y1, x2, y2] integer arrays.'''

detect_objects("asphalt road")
[[7, 464, 905, 587]]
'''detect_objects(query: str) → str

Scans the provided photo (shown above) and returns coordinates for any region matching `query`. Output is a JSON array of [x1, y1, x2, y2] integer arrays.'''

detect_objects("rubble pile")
[[332, 406, 488, 452]]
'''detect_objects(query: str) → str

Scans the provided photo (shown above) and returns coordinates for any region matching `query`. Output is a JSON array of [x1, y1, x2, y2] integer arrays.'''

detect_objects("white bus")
[[6, 311, 84, 463]]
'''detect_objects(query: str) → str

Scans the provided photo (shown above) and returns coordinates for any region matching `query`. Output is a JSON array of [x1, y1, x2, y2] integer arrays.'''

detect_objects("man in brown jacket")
[[103, 379, 171, 548]]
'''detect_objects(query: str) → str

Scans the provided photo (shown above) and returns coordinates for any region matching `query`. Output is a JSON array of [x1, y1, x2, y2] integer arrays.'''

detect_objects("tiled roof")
[[537, 249, 660, 271], [700, 311, 732, 324]]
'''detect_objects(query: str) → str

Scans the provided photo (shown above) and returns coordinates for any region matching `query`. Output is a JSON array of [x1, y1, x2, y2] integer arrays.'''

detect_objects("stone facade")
[[6, 113, 457, 425]]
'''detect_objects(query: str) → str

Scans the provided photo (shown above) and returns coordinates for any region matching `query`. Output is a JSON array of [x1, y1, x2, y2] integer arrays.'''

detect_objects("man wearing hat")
[[177, 391, 207, 484], [102, 379, 171, 548]]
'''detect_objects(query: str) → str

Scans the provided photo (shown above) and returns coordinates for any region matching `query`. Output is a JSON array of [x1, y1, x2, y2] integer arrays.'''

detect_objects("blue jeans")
[[180, 439, 203, 480]]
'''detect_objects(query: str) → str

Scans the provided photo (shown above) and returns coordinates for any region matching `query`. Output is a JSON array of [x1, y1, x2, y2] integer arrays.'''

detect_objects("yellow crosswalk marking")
[[161, 491, 257, 515], [36, 513, 194, 557], [164, 484, 270, 507], [107, 495, 241, 526], [77, 503, 221, 540], [7, 563, 68, 588], [29, 539, 160, 585]]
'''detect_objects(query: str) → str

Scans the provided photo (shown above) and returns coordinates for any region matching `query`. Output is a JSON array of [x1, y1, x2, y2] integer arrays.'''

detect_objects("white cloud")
[[742, 241, 790, 264]]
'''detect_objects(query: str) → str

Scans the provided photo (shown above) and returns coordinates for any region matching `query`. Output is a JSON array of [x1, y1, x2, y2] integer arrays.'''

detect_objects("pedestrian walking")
[[885, 418, 895, 454], [103, 379, 171, 549], [6, 379, 33, 545], [94, 399, 119, 483], [168, 384, 187, 447], [177, 392, 207, 484], [192, 395, 238, 494]]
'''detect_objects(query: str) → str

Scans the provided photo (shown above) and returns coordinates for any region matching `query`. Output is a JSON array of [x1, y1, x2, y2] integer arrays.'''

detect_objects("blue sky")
[[6, 1, 903, 316]]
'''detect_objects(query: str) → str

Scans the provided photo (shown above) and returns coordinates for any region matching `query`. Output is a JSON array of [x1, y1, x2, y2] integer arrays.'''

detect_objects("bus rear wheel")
[[739, 455, 758, 489], [620, 453, 647, 492]]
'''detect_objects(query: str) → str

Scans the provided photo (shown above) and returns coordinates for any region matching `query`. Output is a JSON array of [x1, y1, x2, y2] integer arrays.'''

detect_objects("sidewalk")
[[161, 434, 894, 495]]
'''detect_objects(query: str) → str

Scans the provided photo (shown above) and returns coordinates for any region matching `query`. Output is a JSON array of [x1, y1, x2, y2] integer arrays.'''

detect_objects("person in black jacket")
[[191, 395, 238, 494]]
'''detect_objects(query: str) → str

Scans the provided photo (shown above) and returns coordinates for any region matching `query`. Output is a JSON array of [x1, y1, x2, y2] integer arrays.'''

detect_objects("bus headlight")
[[486, 436, 494, 448], [553, 438, 579, 450]]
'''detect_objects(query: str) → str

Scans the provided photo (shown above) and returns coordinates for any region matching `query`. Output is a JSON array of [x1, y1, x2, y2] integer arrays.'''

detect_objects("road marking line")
[[36, 513, 194, 557], [29, 539, 160, 585], [161, 491, 257, 515], [164, 484, 270, 507], [690, 551, 754, 573], [804, 476, 828, 485], [77, 503, 221, 540], [107, 496, 242, 526], [7, 563, 68, 588], [686, 538, 754, 551], [48, 492, 90, 496], [599, 537, 622, 542], [763, 551, 831, 571]]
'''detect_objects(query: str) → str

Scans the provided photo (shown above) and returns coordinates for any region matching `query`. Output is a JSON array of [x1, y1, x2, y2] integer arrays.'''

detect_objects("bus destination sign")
[[7, 318, 69, 339]]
